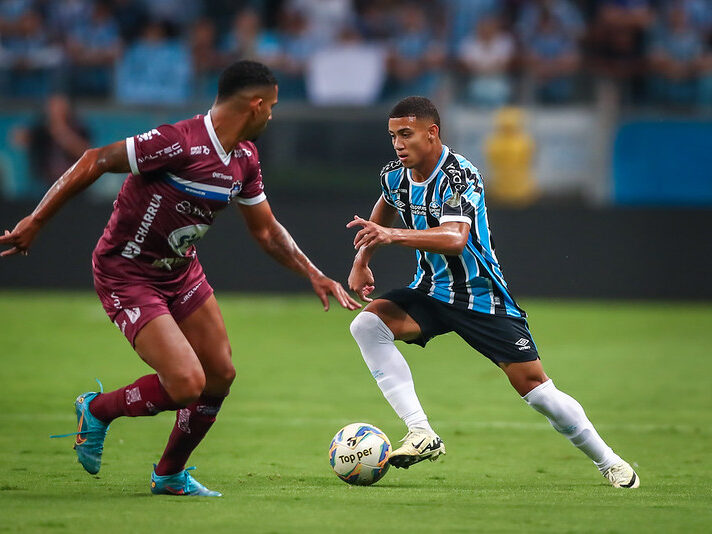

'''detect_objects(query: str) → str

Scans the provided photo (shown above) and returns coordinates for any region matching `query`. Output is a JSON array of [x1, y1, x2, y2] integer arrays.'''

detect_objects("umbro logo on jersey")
[[515, 338, 531, 350]]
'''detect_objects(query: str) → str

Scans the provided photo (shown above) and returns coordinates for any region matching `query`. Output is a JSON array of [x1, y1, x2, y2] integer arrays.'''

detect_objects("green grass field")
[[1, 292, 710, 533]]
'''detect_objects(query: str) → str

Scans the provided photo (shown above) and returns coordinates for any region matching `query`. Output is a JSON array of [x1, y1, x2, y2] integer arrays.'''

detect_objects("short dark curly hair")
[[217, 60, 277, 102], [389, 96, 441, 129]]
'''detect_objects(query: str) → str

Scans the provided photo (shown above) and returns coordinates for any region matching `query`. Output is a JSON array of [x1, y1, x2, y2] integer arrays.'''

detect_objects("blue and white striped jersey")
[[380, 145, 525, 317]]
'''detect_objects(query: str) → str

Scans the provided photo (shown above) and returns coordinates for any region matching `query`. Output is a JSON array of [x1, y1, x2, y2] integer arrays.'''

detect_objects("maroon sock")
[[154, 393, 226, 476], [90, 374, 182, 424]]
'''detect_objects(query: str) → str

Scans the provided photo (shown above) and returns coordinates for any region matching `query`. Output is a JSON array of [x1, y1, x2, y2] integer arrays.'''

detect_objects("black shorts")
[[379, 288, 539, 366]]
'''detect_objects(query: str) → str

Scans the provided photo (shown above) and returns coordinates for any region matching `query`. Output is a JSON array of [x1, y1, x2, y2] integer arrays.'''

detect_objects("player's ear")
[[251, 96, 264, 114], [428, 124, 439, 141]]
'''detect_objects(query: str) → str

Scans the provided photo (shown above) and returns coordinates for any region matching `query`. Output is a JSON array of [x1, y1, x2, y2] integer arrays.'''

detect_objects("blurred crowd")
[[0, 0, 711, 107]]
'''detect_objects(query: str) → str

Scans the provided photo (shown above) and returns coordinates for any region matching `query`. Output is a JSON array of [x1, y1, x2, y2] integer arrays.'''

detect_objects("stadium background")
[[1, 0, 710, 298]]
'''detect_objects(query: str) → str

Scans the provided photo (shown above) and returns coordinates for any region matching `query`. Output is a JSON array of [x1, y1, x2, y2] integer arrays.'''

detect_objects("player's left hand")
[[347, 215, 393, 250], [310, 273, 361, 311]]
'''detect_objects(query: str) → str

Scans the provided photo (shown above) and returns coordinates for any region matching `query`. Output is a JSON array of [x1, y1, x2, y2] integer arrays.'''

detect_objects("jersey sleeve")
[[440, 177, 479, 226], [233, 143, 267, 205], [125, 124, 188, 175], [380, 171, 397, 207]]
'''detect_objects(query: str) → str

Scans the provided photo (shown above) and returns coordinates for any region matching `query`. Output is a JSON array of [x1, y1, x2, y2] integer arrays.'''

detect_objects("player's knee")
[[350, 311, 389, 344], [217, 362, 236, 390], [215, 343, 236, 387], [166, 369, 206, 405], [204, 355, 236, 396]]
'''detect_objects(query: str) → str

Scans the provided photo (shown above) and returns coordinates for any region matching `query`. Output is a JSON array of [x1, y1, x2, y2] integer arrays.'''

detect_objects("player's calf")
[[523, 379, 639, 487]]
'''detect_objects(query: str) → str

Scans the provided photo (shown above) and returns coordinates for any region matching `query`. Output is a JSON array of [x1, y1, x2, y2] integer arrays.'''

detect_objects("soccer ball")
[[329, 422, 391, 486]]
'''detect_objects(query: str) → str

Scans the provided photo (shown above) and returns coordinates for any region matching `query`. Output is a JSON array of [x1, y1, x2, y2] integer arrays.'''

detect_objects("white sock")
[[523, 380, 621, 472], [350, 312, 433, 433]]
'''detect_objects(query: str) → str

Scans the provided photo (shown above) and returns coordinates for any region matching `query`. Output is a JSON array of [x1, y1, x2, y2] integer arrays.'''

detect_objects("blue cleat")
[[151, 465, 222, 497], [72, 392, 110, 474], [50, 381, 110, 475]]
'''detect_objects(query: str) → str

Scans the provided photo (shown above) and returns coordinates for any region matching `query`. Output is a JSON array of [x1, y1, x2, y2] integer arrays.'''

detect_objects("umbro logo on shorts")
[[515, 338, 531, 350]]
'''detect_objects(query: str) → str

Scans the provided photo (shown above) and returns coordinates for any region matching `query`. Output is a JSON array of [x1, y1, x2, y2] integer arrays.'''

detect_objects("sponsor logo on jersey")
[[138, 143, 183, 164], [380, 159, 403, 175], [137, 129, 161, 142], [410, 204, 427, 216], [446, 191, 461, 208], [110, 292, 121, 309], [175, 200, 213, 220], [151, 257, 191, 271], [211, 171, 233, 183], [121, 194, 162, 258], [167, 224, 210, 256], [190, 145, 210, 155], [233, 148, 252, 158]]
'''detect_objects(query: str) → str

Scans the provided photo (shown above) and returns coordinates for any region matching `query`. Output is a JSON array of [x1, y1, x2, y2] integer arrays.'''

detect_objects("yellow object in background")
[[484, 107, 538, 207]]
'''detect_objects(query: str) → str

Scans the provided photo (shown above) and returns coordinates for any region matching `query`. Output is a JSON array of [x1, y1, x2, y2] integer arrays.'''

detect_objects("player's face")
[[388, 116, 438, 169], [247, 85, 278, 141]]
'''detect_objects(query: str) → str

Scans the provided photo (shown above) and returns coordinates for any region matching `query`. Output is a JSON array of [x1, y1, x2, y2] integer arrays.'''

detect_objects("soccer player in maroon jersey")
[[0, 61, 360, 496]]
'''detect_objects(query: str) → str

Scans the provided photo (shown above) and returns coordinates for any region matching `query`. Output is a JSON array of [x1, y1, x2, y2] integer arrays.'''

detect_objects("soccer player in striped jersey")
[[347, 96, 639, 488]]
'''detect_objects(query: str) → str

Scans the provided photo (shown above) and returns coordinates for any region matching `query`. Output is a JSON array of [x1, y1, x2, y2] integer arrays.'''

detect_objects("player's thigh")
[[177, 294, 235, 395], [364, 299, 423, 342], [134, 314, 206, 402]]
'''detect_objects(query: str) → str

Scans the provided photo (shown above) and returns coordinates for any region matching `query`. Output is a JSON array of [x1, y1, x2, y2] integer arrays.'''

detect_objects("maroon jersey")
[[93, 112, 266, 280]]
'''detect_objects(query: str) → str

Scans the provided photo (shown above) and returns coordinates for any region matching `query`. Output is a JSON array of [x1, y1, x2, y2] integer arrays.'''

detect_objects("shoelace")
[[49, 379, 105, 439]]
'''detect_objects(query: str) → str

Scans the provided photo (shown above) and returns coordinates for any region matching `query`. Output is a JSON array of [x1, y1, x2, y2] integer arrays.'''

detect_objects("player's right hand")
[[0, 215, 41, 257], [348, 263, 376, 303]]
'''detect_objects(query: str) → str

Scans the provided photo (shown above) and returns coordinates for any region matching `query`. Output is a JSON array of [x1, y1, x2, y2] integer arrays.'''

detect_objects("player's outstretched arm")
[[347, 196, 398, 302], [0, 141, 130, 257], [237, 200, 361, 311]]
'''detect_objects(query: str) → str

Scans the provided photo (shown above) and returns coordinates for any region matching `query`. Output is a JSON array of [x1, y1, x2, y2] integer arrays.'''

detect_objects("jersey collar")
[[406, 145, 449, 186], [203, 111, 232, 166]]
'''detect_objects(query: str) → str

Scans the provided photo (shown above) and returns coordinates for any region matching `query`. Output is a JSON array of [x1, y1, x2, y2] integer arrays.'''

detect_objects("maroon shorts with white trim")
[[93, 258, 214, 347]]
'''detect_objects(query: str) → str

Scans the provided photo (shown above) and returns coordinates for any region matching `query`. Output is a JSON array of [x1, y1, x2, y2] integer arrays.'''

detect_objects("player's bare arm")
[[348, 196, 398, 302], [348, 216, 469, 255], [0, 140, 129, 257], [238, 200, 360, 311]]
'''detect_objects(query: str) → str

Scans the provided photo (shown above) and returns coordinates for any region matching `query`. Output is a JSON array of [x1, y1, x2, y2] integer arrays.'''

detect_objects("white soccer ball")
[[329, 422, 391, 486]]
